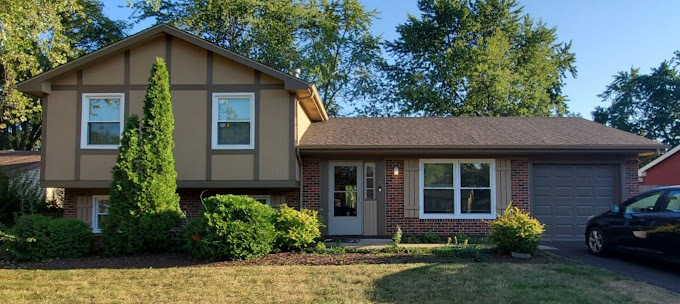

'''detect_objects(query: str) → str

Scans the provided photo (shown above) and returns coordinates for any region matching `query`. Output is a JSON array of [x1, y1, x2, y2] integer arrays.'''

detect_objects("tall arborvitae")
[[138, 57, 184, 251], [102, 57, 184, 255], [102, 115, 144, 255]]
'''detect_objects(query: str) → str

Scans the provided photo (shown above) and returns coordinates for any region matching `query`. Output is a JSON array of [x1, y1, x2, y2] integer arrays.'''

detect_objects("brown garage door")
[[532, 164, 618, 241]]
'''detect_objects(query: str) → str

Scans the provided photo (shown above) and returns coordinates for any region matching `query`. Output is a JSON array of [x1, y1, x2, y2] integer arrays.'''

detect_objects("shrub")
[[1, 214, 51, 260], [0, 169, 48, 227], [392, 225, 402, 247], [1, 215, 92, 261], [274, 205, 322, 251], [46, 218, 93, 258], [186, 195, 276, 261], [403, 232, 442, 244], [489, 202, 545, 254]]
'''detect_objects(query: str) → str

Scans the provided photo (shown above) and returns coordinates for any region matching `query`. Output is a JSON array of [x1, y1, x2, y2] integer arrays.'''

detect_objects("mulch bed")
[[0, 250, 574, 270]]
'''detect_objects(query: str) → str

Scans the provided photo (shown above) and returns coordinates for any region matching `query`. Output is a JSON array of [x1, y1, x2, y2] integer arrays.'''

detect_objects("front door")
[[328, 162, 363, 235]]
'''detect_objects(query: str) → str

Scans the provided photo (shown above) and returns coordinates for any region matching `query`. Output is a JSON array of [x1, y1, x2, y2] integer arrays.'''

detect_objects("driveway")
[[547, 241, 680, 294]]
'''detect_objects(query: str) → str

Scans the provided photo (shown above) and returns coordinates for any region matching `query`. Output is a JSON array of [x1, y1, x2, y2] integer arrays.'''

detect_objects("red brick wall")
[[301, 159, 320, 211], [63, 188, 300, 221], [384, 159, 492, 236], [641, 152, 680, 186], [625, 158, 640, 199], [511, 159, 530, 211]]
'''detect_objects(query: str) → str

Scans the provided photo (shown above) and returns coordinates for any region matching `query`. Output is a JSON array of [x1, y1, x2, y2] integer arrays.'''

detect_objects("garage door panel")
[[532, 164, 617, 241]]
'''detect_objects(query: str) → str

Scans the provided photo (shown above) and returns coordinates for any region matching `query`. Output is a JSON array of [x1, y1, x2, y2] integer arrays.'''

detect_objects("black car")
[[585, 186, 680, 257]]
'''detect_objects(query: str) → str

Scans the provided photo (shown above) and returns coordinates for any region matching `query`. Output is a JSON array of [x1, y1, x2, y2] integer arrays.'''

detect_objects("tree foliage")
[[380, 0, 576, 117], [593, 52, 680, 147], [102, 58, 184, 255], [128, 0, 383, 116], [0, 0, 128, 150]]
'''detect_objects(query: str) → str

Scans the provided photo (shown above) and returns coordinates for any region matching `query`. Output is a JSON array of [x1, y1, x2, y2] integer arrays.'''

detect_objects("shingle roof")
[[0, 151, 41, 171], [298, 117, 665, 151]]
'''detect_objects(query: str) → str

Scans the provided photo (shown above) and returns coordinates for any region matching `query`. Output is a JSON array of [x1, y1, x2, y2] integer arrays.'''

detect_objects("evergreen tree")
[[102, 58, 184, 255], [138, 58, 184, 251], [102, 115, 144, 255]]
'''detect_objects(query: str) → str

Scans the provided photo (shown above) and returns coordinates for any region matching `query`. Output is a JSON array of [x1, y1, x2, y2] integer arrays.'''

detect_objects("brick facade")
[[63, 188, 300, 221], [384, 159, 491, 236], [301, 159, 320, 211], [624, 158, 640, 199], [510, 159, 530, 211]]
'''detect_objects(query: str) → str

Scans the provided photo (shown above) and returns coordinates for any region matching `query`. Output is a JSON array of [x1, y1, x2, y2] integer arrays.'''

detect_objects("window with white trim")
[[420, 159, 496, 219], [92, 195, 110, 233], [81, 93, 125, 149], [365, 162, 376, 200], [212, 93, 255, 149], [250, 195, 271, 205]]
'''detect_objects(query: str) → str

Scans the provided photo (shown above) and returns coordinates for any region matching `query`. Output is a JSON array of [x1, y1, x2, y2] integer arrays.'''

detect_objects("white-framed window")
[[212, 92, 255, 149], [81, 93, 125, 149], [365, 162, 376, 200], [92, 195, 110, 233], [250, 195, 271, 205], [419, 159, 496, 219]]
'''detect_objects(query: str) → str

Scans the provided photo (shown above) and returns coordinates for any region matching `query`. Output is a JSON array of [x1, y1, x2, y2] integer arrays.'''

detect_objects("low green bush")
[[186, 195, 276, 261], [1, 215, 93, 261], [403, 232, 442, 243], [489, 202, 545, 254], [392, 225, 402, 247], [46, 218, 93, 258], [274, 205, 322, 252]]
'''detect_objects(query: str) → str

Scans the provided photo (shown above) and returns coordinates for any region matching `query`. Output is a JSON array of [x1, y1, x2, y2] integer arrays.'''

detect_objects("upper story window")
[[212, 93, 255, 149], [419, 159, 496, 219], [81, 93, 125, 149]]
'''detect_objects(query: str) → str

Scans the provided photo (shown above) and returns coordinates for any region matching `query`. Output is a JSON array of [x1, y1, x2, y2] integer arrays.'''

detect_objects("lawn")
[[1, 262, 678, 304]]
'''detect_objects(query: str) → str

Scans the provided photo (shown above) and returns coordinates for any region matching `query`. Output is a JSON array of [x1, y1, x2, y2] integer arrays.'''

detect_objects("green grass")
[[1, 263, 678, 303]]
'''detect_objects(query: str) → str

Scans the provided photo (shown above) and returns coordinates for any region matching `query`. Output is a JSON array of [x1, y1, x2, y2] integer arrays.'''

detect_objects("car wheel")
[[587, 227, 608, 255]]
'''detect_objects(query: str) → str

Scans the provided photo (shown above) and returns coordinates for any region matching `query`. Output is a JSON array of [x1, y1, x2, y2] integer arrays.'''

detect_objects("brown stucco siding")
[[79, 154, 117, 180], [212, 54, 254, 84], [130, 36, 166, 85], [44, 90, 77, 181], [170, 38, 207, 84], [259, 89, 291, 180], [42, 33, 298, 186], [172, 90, 207, 180], [82, 53, 124, 85]]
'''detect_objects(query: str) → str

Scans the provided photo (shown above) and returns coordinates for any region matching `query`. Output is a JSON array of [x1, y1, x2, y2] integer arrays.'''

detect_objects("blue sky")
[[104, 0, 680, 118]]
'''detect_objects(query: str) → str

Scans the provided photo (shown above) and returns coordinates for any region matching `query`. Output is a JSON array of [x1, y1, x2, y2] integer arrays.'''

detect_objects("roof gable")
[[639, 144, 680, 175], [16, 24, 311, 97]]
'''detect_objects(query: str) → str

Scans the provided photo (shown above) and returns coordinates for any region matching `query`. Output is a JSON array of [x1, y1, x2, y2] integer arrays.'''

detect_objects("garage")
[[532, 164, 619, 241]]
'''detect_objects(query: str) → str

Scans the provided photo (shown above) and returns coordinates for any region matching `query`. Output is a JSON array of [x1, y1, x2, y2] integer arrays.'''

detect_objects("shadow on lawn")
[[371, 264, 473, 304]]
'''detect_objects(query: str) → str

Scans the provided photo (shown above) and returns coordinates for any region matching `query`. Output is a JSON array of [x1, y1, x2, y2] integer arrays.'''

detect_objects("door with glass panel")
[[329, 162, 363, 235]]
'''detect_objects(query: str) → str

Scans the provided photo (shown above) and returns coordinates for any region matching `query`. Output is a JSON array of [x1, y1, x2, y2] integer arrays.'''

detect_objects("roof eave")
[[638, 144, 680, 175]]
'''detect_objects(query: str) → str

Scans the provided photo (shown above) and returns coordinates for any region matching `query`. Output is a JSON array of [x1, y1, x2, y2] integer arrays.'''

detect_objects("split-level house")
[[17, 25, 666, 241]]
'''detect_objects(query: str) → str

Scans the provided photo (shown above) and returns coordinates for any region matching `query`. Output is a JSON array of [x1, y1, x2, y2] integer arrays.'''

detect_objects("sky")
[[104, 0, 680, 118]]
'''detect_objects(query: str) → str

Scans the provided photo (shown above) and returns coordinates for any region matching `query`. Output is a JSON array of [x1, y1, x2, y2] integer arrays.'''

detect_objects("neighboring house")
[[16, 25, 665, 241], [638, 145, 680, 191], [0, 151, 61, 203], [0, 151, 41, 179]]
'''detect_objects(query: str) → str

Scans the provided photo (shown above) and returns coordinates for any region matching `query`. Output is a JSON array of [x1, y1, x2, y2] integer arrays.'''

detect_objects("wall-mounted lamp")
[[393, 166, 399, 176]]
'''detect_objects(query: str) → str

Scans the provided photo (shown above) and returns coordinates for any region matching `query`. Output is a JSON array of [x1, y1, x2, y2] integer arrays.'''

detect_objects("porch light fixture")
[[393, 166, 399, 176]]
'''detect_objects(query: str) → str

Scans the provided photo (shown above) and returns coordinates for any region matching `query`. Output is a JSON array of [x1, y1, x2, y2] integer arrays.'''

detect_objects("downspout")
[[297, 147, 303, 210]]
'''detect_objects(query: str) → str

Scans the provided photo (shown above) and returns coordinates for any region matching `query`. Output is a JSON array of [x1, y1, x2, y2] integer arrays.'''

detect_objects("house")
[[16, 24, 665, 241], [0, 151, 61, 203], [638, 145, 680, 191]]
